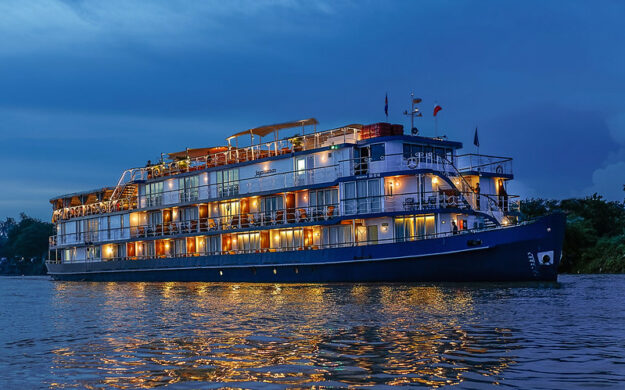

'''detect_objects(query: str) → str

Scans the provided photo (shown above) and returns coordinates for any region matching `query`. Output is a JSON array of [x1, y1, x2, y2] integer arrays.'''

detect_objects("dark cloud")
[[1, 0, 624, 219]]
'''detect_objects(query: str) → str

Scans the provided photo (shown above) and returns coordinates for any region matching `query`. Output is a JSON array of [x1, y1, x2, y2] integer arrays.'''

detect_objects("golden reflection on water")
[[50, 282, 515, 388]]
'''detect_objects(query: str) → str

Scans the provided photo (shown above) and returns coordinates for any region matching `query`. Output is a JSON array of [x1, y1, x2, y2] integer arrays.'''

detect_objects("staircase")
[[109, 167, 147, 210], [437, 157, 505, 226]]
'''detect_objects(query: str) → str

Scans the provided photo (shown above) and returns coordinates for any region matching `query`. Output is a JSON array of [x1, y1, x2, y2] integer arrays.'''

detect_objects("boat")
[[46, 105, 565, 282]]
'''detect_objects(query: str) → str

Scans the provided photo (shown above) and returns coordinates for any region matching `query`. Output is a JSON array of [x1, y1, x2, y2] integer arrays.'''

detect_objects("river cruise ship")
[[46, 117, 564, 282]]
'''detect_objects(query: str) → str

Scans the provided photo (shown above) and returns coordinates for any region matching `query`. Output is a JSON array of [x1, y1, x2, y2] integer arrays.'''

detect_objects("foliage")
[[520, 194, 625, 273], [0, 213, 53, 275]]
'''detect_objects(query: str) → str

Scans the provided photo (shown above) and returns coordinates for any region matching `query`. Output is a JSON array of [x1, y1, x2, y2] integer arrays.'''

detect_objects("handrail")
[[48, 222, 528, 265], [52, 151, 514, 224], [49, 189, 520, 249]]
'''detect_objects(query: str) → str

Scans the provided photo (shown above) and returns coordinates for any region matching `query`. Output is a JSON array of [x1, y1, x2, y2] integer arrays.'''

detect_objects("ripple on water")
[[0, 276, 625, 388]]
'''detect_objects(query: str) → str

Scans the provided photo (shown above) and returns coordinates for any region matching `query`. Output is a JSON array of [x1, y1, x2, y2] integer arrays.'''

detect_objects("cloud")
[[0, 0, 347, 55], [579, 112, 625, 200]]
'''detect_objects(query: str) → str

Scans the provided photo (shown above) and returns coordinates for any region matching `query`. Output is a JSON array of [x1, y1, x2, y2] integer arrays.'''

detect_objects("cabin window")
[[370, 143, 385, 162], [86, 245, 100, 260], [174, 239, 186, 256], [179, 175, 199, 202], [272, 228, 304, 250], [148, 211, 162, 228], [296, 158, 306, 174], [145, 181, 164, 207], [343, 179, 381, 214], [181, 207, 198, 222], [216, 168, 239, 197], [63, 248, 76, 262], [323, 225, 352, 248], [235, 232, 260, 252], [394, 215, 436, 242], [403, 144, 423, 159], [205, 235, 220, 254], [309, 188, 338, 212], [261, 196, 283, 213]]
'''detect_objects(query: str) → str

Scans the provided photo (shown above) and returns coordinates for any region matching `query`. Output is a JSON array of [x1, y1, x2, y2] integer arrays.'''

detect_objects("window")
[[216, 168, 239, 197], [274, 228, 303, 250], [370, 143, 385, 162], [181, 207, 198, 222], [219, 200, 240, 218], [394, 215, 436, 242], [261, 196, 283, 213], [403, 144, 423, 160], [343, 179, 381, 214], [146, 241, 155, 258], [309, 188, 338, 214], [235, 232, 260, 252], [205, 236, 220, 254], [323, 225, 352, 247], [296, 158, 306, 174], [63, 248, 76, 262], [148, 211, 162, 227], [174, 239, 186, 256], [179, 175, 199, 202], [86, 246, 100, 260], [83, 218, 99, 243], [145, 181, 164, 207]]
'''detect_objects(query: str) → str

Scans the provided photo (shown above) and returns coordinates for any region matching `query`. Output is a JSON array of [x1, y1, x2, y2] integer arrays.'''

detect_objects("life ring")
[[407, 157, 418, 169], [153, 166, 162, 177], [496, 165, 503, 174]]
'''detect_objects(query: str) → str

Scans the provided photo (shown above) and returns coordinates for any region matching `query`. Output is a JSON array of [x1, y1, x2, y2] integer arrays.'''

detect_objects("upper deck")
[[49, 119, 512, 224]]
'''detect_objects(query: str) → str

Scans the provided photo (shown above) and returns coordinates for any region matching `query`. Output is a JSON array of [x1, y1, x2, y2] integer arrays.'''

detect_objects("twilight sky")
[[1, 0, 624, 220]]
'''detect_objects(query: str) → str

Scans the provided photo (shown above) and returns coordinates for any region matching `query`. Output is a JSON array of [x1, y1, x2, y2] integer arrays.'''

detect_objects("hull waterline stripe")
[[48, 246, 490, 276]]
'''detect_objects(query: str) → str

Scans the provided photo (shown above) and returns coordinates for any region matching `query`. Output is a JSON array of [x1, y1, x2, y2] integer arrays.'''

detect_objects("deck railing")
[[49, 189, 518, 249], [47, 221, 530, 265]]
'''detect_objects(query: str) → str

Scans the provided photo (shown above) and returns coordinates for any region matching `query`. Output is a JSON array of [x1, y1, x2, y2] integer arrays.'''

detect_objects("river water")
[[0, 275, 624, 389]]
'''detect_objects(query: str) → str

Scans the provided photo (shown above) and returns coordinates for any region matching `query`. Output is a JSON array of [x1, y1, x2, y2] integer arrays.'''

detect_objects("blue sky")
[[1, 0, 624, 220]]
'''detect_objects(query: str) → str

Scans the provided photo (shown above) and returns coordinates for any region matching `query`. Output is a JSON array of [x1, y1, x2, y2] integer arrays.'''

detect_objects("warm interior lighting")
[[432, 177, 439, 184], [232, 238, 237, 244], [252, 200, 258, 207], [275, 234, 280, 241], [165, 242, 170, 250]]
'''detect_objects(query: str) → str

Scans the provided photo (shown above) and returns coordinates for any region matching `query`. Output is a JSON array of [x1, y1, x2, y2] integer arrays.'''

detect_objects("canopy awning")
[[168, 146, 229, 160], [227, 118, 319, 140]]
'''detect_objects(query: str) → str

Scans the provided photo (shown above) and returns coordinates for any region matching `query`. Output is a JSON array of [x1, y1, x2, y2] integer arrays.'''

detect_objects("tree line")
[[0, 213, 53, 275], [521, 194, 625, 273]]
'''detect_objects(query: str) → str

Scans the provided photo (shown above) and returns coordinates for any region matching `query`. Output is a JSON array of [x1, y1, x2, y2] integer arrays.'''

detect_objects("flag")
[[384, 93, 388, 117], [433, 105, 442, 116], [473, 127, 480, 147]]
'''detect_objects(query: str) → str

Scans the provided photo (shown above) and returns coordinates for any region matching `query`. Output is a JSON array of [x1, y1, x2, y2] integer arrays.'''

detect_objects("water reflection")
[[45, 283, 524, 388]]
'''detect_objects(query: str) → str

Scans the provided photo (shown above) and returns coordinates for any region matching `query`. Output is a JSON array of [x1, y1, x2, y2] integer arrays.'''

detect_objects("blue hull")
[[47, 214, 565, 282]]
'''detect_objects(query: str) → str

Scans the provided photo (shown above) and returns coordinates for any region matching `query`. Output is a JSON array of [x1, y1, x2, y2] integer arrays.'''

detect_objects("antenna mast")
[[403, 93, 423, 135]]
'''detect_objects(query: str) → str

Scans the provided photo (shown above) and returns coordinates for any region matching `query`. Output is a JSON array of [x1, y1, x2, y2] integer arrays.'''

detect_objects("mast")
[[403, 93, 422, 135]]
